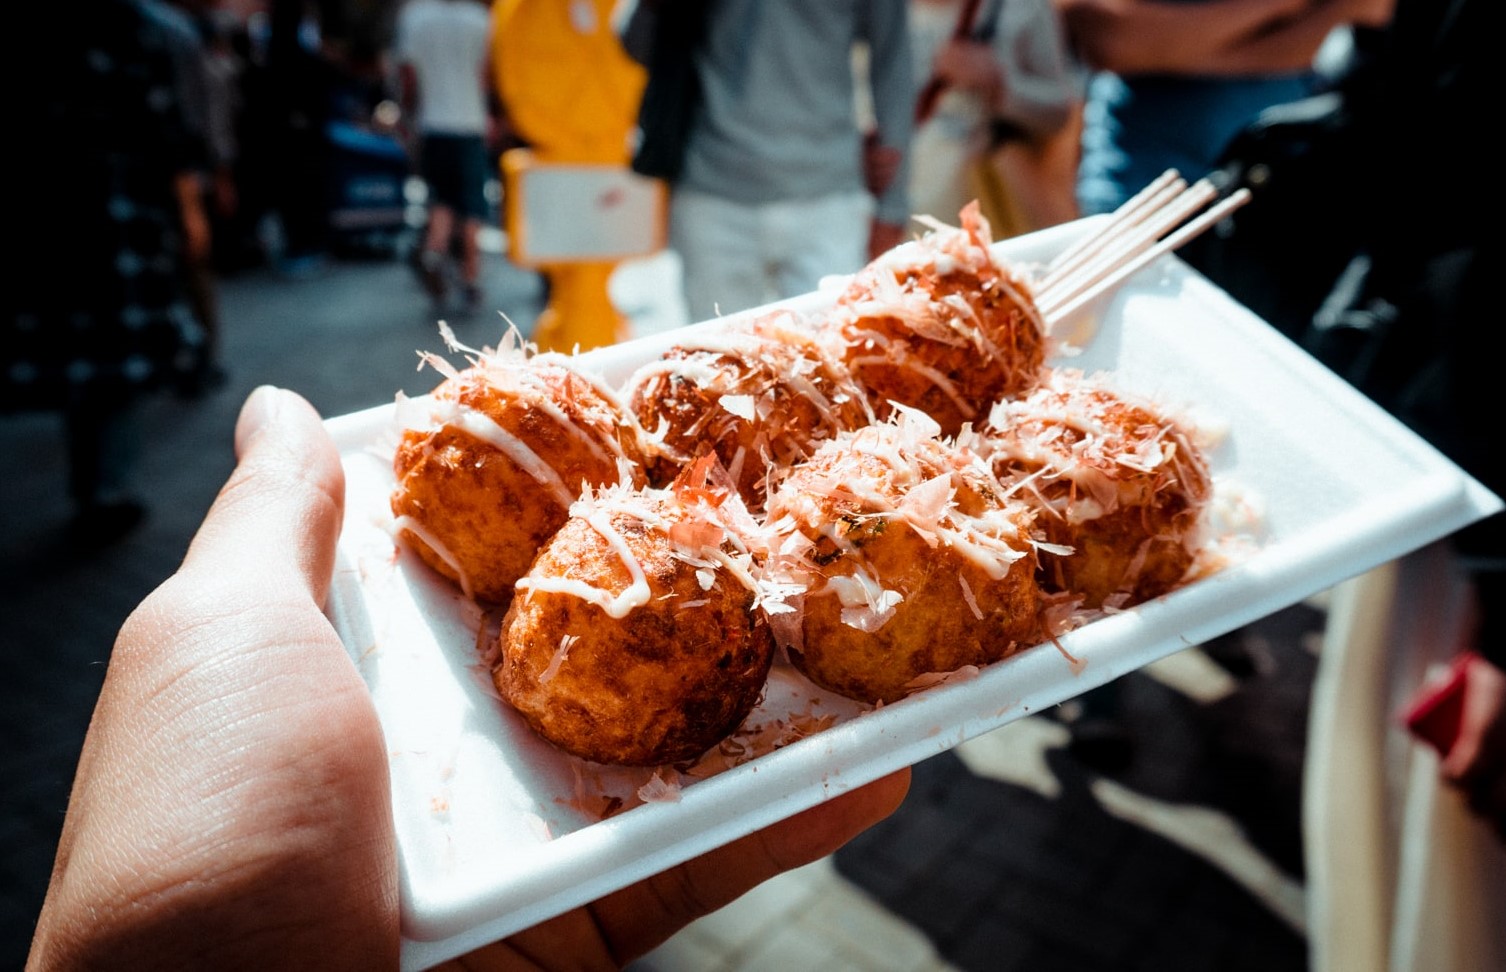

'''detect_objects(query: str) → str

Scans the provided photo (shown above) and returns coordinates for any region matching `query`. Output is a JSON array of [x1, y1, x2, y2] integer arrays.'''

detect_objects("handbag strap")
[[914, 0, 1005, 123]]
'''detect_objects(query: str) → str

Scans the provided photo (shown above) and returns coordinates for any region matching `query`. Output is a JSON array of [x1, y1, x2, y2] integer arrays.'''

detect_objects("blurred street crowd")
[[6, 0, 1410, 543]]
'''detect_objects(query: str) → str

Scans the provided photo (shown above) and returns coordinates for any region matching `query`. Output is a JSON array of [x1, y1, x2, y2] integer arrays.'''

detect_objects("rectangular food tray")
[[322, 217, 1501, 970]]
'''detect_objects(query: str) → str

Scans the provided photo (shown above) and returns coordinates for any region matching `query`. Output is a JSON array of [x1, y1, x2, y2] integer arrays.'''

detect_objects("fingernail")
[[235, 385, 282, 455]]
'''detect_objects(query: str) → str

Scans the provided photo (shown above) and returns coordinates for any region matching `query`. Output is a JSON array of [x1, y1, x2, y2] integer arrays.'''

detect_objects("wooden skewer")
[[1037, 179, 1218, 315], [1042, 188, 1252, 326], [1040, 168, 1185, 286], [1043, 168, 1185, 275], [1038, 182, 1208, 311]]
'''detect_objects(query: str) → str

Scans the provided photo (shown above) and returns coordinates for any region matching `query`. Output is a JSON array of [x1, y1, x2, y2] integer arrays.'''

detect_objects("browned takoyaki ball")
[[761, 411, 1043, 704], [979, 368, 1213, 608], [391, 344, 648, 604], [624, 310, 872, 511], [494, 460, 778, 766], [829, 201, 1048, 436]]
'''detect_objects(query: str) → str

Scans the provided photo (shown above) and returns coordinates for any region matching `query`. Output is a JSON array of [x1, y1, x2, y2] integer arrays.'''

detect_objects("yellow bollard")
[[491, 0, 653, 352], [530, 262, 626, 353]]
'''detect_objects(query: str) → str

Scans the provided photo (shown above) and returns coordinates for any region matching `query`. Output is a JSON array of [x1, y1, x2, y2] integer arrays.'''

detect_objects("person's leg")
[[276, 124, 330, 270], [459, 216, 483, 310], [65, 383, 146, 541], [418, 134, 465, 304], [181, 232, 229, 394], [455, 135, 490, 312], [423, 204, 456, 257], [668, 187, 768, 322], [768, 190, 872, 300], [419, 203, 456, 302]]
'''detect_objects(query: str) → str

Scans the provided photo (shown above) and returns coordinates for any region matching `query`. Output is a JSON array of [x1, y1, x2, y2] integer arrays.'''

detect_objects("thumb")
[[181, 386, 345, 607]]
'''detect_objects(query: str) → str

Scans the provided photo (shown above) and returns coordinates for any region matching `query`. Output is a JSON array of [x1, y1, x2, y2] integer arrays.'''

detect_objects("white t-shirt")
[[395, 0, 492, 135]]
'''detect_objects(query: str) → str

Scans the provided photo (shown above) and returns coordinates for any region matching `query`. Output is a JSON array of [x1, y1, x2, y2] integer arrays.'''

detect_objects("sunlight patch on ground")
[[954, 716, 1071, 800], [1091, 776, 1308, 935], [1141, 646, 1238, 704]]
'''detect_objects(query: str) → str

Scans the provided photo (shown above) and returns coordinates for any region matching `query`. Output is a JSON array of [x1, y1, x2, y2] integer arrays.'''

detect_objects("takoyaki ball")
[[391, 338, 648, 604], [494, 458, 778, 766], [979, 368, 1213, 608], [829, 201, 1048, 435], [761, 409, 1043, 704], [624, 310, 872, 511]]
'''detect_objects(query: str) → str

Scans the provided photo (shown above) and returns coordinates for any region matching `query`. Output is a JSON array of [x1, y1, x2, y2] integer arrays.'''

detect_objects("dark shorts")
[[419, 133, 490, 220]]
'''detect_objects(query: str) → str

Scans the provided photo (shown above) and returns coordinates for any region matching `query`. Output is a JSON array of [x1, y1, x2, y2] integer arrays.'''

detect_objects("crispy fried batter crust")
[[495, 492, 775, 766], [627, 313, 871, 511], [392, 364, 646, 604], [982, 369, 1213, 607], [764, 421, 1043, 704], [832, 204, 1047, 434]]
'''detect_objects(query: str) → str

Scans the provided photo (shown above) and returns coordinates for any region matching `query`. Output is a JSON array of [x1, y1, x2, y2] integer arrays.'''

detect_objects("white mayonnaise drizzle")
[[445, 406, 576, 510], [392, 515, 474, 600], [516, 507, 653, 618]]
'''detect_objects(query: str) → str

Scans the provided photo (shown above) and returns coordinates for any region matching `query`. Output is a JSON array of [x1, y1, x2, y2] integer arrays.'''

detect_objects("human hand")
[[29, 387, 912, 970], [181, 196, 213, 264], [930, 39, 1005, 108], [1438, 653, 1506, 838], [868, 219, 907, 261], [173, 170, 213, 263], [28, 385, 398, 970], [441, 769, 910, 969], [862, 133, 903, 196], [213, 166, 239, 219]]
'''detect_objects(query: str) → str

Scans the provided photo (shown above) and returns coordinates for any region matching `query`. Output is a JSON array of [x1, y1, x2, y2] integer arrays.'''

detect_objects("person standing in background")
[[6, 2, 209, 542], [1058, 0, 1394, 216], [146, 0, 238, 393], [195, 3, 246, 280], [1175, 0, 1498, 837], [907, 0, 1079, 236], [264, 0, 336, 276], [1051, 0, 1398, 769], [394, 0, 495, 315], [631, 0, 914, 324], [1174, 3, 1503, 959]]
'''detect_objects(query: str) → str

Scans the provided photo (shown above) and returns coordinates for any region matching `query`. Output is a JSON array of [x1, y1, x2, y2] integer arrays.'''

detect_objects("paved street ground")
[[1, 238, 1322, 971]]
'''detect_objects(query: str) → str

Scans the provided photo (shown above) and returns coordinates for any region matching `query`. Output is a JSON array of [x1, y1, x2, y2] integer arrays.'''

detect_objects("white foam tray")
[[323, 218, 1501, 970]]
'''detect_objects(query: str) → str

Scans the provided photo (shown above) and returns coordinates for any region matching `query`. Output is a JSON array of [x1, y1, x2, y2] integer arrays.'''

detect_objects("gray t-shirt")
[[395, 0, 492, 136], [677, 0, 913, 224]]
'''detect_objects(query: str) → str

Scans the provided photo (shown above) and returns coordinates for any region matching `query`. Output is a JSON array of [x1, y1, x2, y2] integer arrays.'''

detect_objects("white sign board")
[[506, 157, 665, 265]]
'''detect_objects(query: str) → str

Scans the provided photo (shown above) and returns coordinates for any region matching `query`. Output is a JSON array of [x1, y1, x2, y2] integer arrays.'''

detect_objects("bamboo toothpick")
[[1041, 168, 1185, 287], [1042, 188, 1252, 326], [1038, 179, 1218, 316]]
